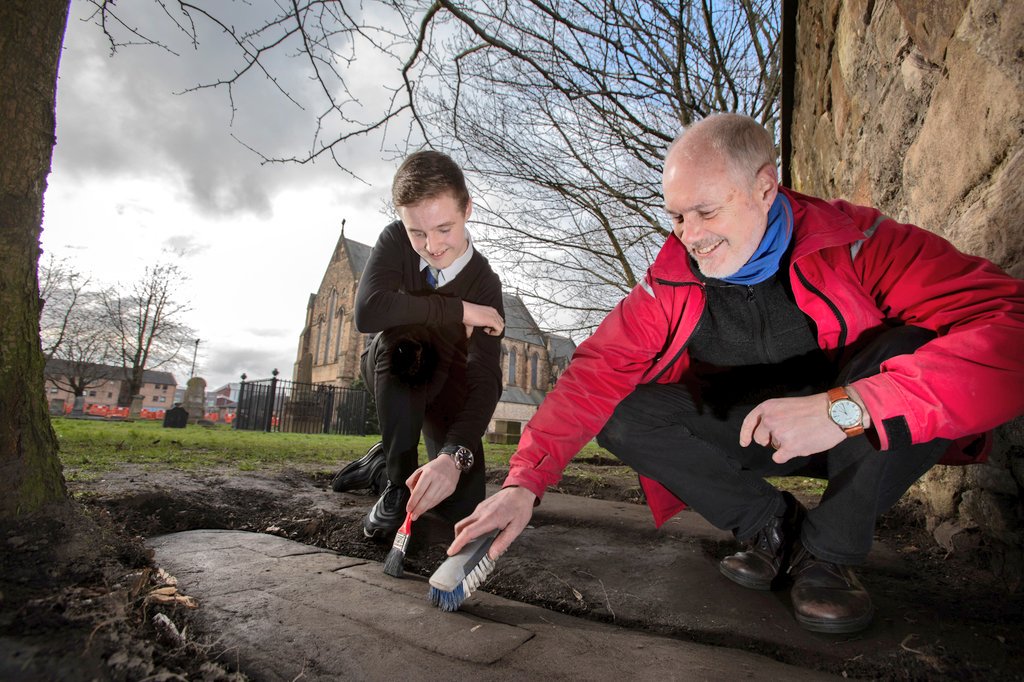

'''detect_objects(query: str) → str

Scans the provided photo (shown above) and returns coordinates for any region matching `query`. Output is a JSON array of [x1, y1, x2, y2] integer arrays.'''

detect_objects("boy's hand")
[[405, 456, 460, 520], [462, 301, 504, 336]]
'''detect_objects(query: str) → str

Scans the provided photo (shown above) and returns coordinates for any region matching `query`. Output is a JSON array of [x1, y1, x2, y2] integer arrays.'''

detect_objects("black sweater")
[[354, 220, 504, 448]]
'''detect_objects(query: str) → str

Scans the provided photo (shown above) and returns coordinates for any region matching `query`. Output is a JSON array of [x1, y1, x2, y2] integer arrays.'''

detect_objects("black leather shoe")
[[331, 442, 387, 494], [362, 482, 410, 539], [719, 491, 806, 590], [789, 546, 874, 634]]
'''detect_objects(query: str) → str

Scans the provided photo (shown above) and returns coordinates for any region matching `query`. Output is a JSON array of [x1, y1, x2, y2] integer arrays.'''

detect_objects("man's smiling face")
[[662, 139, 775, 279]]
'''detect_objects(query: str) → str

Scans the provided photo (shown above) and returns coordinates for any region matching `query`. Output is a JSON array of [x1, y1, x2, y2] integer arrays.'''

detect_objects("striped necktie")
[[426, 267, 440, 288]]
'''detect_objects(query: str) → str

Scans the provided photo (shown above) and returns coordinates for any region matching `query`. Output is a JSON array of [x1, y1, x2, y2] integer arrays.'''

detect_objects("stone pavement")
[[147, 487, 1019, 680], [149, 525, 839, 681]]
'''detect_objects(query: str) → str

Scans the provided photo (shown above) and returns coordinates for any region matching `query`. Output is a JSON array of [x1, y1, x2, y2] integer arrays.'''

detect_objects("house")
[[44, 359, 177, 414], [207, 382, 241, 420], [294, 227, 576, 442]]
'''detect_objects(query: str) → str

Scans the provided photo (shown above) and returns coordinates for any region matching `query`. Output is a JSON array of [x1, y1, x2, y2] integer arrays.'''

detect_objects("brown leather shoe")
[[789, 547, 874, 634], [719, 491, 806, 590]]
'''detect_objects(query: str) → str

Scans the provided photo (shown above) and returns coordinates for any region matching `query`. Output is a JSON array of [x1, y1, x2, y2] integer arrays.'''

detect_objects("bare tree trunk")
[[0, 0, 72, 518]]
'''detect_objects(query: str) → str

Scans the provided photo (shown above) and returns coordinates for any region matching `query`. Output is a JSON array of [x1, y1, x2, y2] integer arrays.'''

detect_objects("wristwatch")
[[440, 445, 474, 472], [827, 387, 865, 437]]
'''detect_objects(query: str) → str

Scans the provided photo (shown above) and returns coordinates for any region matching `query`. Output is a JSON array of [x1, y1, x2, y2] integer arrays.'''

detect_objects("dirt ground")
[[2, 461, 1022, 680]]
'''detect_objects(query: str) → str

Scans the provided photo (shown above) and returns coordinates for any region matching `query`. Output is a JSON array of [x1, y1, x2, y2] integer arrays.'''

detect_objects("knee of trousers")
[[596, 412, 631, 454], [370, 326, 438, 387]]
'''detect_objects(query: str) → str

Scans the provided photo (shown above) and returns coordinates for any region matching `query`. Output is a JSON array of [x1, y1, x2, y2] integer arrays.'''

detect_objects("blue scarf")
[[720, 193, 793, 285]]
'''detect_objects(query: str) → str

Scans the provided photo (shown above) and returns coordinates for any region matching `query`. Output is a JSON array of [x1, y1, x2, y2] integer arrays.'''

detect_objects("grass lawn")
[[53, 417, 825, 496], [52, 418, 537, 476]]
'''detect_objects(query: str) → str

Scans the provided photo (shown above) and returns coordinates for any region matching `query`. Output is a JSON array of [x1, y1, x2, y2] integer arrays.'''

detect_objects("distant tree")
[[39, 254, 87, 362], [39, 255, 114, 402], [43, 328, 115, 405], [102, 263, 194, 407], [400, 1, 781, 333]]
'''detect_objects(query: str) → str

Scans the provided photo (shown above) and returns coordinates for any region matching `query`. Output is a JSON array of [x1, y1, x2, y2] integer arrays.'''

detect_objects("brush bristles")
[[426, 554, 496, 611], [383, 518, 412, 578], [382, 544, 406, 577], [428, 584, 466, 612]]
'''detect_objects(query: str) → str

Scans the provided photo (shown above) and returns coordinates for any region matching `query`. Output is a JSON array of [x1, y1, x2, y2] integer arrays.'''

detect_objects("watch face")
[[448, 446, 474, 471], [829, 399, 862, 428]]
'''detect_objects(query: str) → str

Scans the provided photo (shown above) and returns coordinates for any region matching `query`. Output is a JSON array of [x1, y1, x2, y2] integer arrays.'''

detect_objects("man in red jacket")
[[448, 114, 1024, 634]]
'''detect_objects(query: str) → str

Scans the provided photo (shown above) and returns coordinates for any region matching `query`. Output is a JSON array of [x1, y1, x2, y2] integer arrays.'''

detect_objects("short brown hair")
[[391, 150, 470, 211]]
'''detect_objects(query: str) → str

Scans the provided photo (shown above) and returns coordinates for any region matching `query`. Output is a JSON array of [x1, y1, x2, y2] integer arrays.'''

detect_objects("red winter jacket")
[[504, 189, 1024, 527]]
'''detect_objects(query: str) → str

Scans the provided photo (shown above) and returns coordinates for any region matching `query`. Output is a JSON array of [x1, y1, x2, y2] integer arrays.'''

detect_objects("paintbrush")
[[383, 511, 413, 578], [427, 530, 499, 611]]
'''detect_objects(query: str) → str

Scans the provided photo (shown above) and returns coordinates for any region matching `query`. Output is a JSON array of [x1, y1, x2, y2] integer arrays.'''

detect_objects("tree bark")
[[0, 0, 72, 517]]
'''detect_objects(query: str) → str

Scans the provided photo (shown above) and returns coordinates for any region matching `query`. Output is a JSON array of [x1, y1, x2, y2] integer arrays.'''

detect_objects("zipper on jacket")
[[793, 263, 847, 351], [643, 281, 703, 384]]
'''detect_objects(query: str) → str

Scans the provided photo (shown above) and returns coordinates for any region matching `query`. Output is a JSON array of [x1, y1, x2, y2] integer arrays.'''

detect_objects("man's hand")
[[740, 392, 852, 464], [462, 301, 504, 336], [449, 486, 536, 561], [405, 456, 460, 521]]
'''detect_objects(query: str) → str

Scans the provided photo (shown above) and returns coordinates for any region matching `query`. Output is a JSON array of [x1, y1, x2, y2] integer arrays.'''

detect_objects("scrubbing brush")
[[427, 530, 499, 612], [383, 511, 413, 578]]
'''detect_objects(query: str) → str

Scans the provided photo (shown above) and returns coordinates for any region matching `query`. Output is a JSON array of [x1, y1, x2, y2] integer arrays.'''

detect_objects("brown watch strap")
[[827, 387, 865, 437]]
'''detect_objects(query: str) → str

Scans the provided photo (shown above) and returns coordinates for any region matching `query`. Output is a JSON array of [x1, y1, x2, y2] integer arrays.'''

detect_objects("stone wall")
[[790, 0, 1023, 584]]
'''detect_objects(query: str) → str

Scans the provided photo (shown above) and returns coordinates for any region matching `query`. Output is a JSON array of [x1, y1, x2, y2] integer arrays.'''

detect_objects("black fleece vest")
[[687, 263, 831, 407]]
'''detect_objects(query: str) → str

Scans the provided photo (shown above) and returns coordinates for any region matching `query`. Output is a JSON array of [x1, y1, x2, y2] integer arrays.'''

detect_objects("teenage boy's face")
[[399, 192, 472, 271]]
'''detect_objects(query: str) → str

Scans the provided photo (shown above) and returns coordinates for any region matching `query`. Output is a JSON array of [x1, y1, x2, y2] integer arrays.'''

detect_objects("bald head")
[[667, 113, 777, 188]]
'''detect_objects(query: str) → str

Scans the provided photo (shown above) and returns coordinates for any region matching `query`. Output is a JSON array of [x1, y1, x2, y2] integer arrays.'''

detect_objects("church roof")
[[344, 238, 372, 278], [502, 293, 546, 346], [499, 386, 548, 406], [545, 333, 576, 363]]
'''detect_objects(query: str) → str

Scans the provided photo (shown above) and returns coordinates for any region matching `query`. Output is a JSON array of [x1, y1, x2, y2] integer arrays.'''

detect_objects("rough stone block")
[[959, 0, 1024, 90], [943, 145, 1024, 271], [965, 461, 1019, 496], [959, 490, 1022, 545], [904, 37, 1022, 233], [893, 0, 969, 64], [911, 466, 965, 520]]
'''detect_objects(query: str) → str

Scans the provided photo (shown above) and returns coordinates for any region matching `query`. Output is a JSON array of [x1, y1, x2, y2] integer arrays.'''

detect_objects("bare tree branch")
[[90, 0, 779, 338]]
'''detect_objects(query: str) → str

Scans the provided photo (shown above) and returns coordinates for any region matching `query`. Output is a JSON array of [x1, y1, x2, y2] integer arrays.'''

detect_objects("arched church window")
[[508, 348, 518, 386]]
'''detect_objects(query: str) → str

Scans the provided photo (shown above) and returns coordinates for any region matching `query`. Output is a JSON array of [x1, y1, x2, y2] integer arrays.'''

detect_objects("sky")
[[42, 1, 419, 390]]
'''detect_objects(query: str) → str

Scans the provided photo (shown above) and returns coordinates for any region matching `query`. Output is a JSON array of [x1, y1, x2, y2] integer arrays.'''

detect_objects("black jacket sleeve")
[[354, 222, 464, 333], [445, 267, 505, 449]]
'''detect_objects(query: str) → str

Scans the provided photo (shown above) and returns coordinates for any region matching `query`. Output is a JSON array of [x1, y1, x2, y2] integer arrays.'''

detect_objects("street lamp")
[[190, 339, 200, 378]]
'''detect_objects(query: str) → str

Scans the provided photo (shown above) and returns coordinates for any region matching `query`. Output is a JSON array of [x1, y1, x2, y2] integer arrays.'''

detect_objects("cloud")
[[205, 345, 292, 385], [162, 234, 209, 257], [54, 1, 411, 221]]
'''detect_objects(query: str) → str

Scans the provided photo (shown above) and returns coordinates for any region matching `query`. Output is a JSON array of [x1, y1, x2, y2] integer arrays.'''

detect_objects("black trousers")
[[597, 326, 948, 565], [360, 325, 485, 522]]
